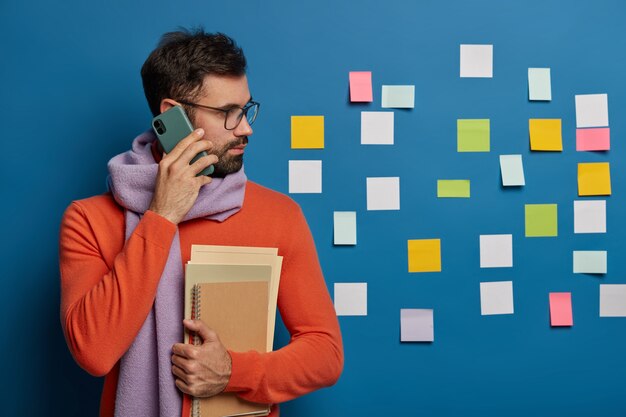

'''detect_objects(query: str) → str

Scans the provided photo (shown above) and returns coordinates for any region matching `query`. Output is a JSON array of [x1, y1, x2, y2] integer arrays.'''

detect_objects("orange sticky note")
[[578, 162, 611, 196], [576, 128, 610, 151], [349, 71, 373, 102], [529, 119, 562, 151], [549, 292, 573, 326], [408, 239, 441, 273]]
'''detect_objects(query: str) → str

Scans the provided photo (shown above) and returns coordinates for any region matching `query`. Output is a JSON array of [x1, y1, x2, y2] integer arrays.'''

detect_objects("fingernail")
[[195, 128, 204, 137]]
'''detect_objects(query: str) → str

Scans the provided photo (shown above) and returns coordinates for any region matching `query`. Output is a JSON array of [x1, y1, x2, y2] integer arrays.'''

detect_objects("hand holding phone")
[[152, 106, 215, 176]]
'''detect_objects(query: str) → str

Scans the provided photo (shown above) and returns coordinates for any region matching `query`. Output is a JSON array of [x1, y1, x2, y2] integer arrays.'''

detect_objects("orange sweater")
[[59, 181, 343, 416]]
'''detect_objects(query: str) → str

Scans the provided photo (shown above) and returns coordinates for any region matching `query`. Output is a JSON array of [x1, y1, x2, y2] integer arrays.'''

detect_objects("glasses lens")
[[225, 108, 244, 130], [246, 103, 259, 126], [225, 103, 259, 130]]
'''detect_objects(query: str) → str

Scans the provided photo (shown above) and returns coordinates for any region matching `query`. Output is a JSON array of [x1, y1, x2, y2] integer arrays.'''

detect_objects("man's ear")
[[159, 98, 179, 114]]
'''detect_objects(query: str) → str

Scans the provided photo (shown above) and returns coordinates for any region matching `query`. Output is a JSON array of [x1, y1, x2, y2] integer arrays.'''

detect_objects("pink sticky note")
[[576, 128, 610, 151], [549, 292, 573, 326], [349, 71, 373, 102]]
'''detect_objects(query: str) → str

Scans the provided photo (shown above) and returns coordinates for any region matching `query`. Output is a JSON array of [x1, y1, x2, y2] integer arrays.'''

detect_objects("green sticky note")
[[525, 204, 558, 237], [437, 180, 470, 198], [573, 251, 607, 274], [458, 119, 490, 152], [333, 211, 357, 245]]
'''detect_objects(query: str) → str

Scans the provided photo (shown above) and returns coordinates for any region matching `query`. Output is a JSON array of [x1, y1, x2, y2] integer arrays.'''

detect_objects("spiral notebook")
[[189, 280, 270, 417], [182, 246, 281, 417]]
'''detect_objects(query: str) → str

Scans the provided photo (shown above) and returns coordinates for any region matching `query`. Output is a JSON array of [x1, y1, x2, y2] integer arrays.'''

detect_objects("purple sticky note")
[[400, 309, 434, 342]]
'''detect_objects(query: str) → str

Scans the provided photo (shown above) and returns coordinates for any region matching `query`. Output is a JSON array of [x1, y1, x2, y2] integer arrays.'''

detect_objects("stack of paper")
[[182, 245, 283, 417]]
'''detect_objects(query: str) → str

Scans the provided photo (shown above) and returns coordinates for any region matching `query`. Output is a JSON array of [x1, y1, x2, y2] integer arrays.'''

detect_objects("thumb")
[[183, 319, 219, 343]]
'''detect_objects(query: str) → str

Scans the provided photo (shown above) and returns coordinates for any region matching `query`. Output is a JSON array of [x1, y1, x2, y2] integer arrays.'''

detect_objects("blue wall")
[[3, 0, 626, 415]]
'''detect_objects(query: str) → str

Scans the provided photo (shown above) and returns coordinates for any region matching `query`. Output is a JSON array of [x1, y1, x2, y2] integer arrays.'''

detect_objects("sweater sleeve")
[[223, 205, 344, 403], [59, 202, 177, 377]]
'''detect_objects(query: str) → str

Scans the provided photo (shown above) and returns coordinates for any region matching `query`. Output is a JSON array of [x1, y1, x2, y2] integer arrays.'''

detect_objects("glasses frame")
[[176, 99, 260, 130]]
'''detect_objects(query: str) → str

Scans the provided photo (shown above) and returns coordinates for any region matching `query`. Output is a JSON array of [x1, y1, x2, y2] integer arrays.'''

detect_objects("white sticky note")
[[574, 200, 606, 234], [366, 177, 400, 211], [573, 251, 607, 274], [600, 284, 626, 317], [381, 85, 415, 108], [288, 160, 322, 194], [334, 211, 357, 245], [480, 234, 513, 268], [361, 111, 394, 145], [400, 309, 434, 342], [334, 283, 367, 316], [460, 44, 493, 78], [575, 94, 609, 128], [480, 281, 514, 315], [499, 155, 525, 186], [528, 68, 551, 101]]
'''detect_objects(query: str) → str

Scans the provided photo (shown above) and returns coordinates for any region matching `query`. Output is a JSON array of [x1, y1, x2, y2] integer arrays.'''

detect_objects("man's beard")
[[210, 136, 248, 178]]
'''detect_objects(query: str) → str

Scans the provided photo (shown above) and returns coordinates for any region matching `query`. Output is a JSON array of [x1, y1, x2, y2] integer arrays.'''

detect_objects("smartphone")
[[151, 105, 214, 176]]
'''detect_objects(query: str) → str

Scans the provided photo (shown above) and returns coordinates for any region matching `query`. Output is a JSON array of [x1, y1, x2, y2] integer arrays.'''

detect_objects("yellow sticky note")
[[291, 116, 324, 149], [578, 162, 611, 196], [408, 239, 441, 273], [529, 119, 562, 151]]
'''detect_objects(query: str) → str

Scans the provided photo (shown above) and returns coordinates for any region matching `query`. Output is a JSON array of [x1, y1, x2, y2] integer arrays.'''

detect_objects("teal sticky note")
[[381, 85, 415, 108], [573, 251, 607, 274], [528, 68, 551, 101], [499, 155, 525, 186], [334, 211, 357, 245]]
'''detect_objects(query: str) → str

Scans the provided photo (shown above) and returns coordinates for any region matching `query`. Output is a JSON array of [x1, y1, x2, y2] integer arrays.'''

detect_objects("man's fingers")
[[165, 128, 205, 161], [171, 353, 194, 372], [175, 378, 194, 396], [183, 319, 219, 343], [171, 364, 190, 384], [172, 342, 195, 359], [173, 140, 214, 170], [190, 154, 218, 176]]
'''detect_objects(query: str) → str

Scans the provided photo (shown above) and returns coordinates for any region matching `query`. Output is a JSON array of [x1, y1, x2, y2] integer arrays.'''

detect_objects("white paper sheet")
[[361, 111, 394, 145], [381, 85, 415, 108], [528, 68, 551, 101], [499, 155, 525, 186], [334, 283, 367, 316], [600, 284, 626, 317], [573, 251, 607, 274], [460, 44, 493, 78], [480, 234, 513, 268], [400, 309, 434, 342], [574, 200, 606, 234], [334, 211, 357, 245], [366, 177, 400, 210], [480, 281, 514, 315], [288, 160, 322, 193], [575, 94, 609, 128]]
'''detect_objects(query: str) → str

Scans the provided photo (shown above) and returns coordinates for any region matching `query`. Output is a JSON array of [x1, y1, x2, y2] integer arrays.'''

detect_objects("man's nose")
[[234, 116, 253, 137]]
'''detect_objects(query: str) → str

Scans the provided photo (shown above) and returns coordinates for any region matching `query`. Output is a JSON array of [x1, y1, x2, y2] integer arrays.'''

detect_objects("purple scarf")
[[107, 130, 247, 417]]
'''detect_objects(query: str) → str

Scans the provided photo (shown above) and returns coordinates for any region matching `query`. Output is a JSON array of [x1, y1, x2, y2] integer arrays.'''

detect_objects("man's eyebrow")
[[216, 97, 253, 109]]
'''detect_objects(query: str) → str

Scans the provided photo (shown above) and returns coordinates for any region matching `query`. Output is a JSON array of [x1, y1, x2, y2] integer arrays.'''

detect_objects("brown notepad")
[[188, 280, 271, 417]]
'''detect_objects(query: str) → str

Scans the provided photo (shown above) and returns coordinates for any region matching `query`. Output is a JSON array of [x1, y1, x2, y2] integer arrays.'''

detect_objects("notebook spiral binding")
[[191, 284, 201, 417]]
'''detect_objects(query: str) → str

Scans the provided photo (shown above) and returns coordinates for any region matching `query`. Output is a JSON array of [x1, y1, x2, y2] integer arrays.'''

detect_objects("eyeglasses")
[[176, 99, 260, 130]]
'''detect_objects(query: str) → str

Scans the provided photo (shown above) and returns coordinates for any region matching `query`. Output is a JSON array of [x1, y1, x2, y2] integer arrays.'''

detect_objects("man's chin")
[[211, 156, 243, 178]]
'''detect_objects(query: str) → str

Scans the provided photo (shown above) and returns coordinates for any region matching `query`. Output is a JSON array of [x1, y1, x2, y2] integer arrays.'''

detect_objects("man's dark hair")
[[141, 28, 247, 117]]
